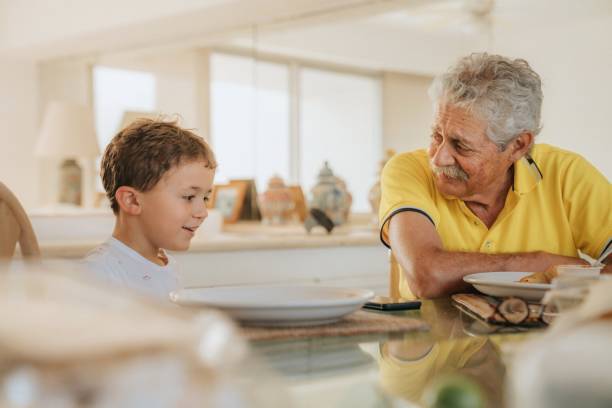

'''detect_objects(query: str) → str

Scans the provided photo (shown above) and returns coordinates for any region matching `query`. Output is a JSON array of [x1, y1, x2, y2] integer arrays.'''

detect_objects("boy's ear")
[[115, 186, 142, 215]]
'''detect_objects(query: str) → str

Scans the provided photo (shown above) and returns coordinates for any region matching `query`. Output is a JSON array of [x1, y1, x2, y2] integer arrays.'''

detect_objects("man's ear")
[[509, 131, 534, 161], [115, 186, 142, 215]]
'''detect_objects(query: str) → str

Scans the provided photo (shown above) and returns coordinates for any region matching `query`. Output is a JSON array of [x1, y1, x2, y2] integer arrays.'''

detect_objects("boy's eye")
[[203, 196, 210, 203], [184, 195, 195, 201]]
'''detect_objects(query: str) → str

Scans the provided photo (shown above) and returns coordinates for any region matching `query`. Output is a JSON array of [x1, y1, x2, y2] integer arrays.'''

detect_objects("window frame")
[[210, 48, 383, 212]]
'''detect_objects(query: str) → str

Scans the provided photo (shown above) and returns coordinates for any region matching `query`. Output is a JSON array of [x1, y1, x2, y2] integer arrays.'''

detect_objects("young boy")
[[84, 118, 217, 299]]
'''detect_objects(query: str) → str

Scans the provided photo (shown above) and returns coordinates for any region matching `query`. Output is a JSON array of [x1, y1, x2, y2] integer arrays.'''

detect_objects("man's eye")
[[453, 141, 469, 152]]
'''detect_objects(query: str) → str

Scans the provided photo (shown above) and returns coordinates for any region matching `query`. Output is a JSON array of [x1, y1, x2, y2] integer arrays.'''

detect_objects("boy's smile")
[[182, 225, 198, 234]]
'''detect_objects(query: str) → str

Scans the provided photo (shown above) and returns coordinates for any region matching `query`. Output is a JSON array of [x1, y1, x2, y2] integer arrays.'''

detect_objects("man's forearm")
[[399, 248, 583, 298], [388, 212, 588, 298]]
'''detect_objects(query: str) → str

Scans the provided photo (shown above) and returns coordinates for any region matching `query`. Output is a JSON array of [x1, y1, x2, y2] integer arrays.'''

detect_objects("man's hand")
[[388, 211, 588, 298]]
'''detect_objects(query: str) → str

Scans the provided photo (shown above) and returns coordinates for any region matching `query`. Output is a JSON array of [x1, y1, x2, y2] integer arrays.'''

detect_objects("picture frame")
[[210, 183, 248, 223], [230, 179, 261, 221]]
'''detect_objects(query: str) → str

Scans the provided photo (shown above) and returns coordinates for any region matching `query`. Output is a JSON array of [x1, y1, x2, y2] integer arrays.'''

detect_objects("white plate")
[[463, 272, 552, 301], [170, 285, 374, 327]]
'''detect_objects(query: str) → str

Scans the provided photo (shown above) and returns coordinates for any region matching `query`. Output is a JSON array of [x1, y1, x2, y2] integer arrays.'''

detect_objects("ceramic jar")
[[258, 175, 295, 224], [309, 162, 352, 226], [59, 159, 82, 205]]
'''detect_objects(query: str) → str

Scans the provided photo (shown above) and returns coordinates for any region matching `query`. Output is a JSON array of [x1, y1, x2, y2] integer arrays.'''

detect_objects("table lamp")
[[35, 101, 101, 206]]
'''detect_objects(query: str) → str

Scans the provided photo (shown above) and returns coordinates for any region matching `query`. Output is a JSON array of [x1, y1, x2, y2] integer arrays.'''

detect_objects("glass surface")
[[246, 299, 541, 407]]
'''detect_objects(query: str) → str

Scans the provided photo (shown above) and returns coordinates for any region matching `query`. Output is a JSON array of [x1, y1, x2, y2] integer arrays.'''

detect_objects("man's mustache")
[[430, 162, 469, 181]]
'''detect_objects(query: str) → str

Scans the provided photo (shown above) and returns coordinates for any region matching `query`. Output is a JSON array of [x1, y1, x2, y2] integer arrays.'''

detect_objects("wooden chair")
[[389, 250, 401, 299], [0, 182, 40, 261]]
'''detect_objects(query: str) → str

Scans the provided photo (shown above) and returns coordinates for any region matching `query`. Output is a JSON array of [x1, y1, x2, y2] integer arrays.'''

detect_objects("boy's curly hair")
[[101, 118, 217, 214]]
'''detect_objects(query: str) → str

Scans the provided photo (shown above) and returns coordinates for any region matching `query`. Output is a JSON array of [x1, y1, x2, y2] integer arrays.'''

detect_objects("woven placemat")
[[240, 310, 427, 341]]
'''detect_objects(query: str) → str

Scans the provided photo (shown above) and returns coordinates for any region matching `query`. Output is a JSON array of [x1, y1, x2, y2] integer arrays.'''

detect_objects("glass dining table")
[[240, 298, 542, 408]]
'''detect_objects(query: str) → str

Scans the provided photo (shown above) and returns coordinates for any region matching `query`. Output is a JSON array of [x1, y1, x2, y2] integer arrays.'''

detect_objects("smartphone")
[[363, 296, 421, 311]]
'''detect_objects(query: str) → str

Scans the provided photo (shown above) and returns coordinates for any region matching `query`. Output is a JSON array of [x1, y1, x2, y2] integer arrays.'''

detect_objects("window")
[[299, 68, 381, 212], [210, 52, 382, 213], [210, 54, 290, 190], [92, 66, 156, 150]]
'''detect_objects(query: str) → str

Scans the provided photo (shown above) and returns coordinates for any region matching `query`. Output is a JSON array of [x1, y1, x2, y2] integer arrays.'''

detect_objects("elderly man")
[[380, 53, 611, 299]]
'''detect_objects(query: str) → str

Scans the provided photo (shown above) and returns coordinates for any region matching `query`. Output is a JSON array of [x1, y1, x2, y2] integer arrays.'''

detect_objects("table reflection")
[[378, 335, 504, 407], [248, 299, 541, 408], [374, 300, 504, 407]]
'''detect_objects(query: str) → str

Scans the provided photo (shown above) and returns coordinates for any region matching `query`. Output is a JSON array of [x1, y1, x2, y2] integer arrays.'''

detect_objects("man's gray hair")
[[429, 52, 543, 149]]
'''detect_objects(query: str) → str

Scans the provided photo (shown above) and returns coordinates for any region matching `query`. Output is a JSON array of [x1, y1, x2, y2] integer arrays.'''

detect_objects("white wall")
[[494, 15, 612, 179], [0, 0, 228, 50], [0, 59, 39, 209], [0, 0, 375, 60], [233, 16, 483, 76]]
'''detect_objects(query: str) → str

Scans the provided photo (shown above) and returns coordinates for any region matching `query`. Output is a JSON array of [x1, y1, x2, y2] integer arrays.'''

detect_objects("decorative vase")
[[258, 175, 295, 225], [308, 161, 352, 226], [59, 159, 82, 206]]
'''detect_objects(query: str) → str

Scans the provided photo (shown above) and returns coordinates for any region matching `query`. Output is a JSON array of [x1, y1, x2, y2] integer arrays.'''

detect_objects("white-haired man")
[[380, 53, 611, 299]]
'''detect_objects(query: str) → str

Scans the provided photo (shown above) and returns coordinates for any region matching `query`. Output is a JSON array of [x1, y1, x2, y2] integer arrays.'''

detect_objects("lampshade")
[[35, 101, 100, 158]]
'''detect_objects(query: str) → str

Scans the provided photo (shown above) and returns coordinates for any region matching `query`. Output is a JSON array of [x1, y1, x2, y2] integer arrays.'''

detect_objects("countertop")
[[36, 220, 381, 258]]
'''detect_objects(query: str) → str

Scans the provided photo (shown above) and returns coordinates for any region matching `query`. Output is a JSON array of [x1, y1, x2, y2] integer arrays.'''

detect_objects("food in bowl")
[[519, 264, 603, 284], [519, 268, 558, 284]]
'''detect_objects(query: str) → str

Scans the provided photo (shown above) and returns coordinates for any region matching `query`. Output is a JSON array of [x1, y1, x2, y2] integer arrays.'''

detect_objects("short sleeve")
[[83, 248, 125, 286], [561, 154, 612, 258], [378, 151, 440, 248]]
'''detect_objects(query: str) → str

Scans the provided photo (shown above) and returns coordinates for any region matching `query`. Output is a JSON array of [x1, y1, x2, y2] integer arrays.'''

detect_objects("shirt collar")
[[513, 153, 543, 195]]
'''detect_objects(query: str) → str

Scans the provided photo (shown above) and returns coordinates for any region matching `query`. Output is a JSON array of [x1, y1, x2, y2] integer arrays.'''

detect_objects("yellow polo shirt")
[[379, 144, 612, 299]]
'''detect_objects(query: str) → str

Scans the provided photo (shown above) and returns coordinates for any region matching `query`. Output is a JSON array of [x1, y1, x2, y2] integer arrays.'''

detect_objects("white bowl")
[[556, 264, 603, 278]]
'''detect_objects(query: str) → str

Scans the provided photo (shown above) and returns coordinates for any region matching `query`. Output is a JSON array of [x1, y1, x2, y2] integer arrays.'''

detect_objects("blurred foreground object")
[[368, 149, 395, 223], [0, 182, 40, 264], [0, 267, 285, 407], [423, 374, 484, 408], [509, 278, 612, 408]]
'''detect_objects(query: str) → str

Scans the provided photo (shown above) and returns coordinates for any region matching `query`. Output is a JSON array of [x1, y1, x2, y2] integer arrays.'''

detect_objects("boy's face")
[[138, 160, 215, 252]]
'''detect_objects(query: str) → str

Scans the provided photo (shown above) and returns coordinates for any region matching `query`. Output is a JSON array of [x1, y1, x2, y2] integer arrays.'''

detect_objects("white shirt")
[[84, 237, 179, 300]]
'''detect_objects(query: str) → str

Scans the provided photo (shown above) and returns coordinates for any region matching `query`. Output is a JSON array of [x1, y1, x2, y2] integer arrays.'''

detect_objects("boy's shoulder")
[[83, 238, 180, 300], [84, 238, 130, 281], [84, 237, 178, 279]]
